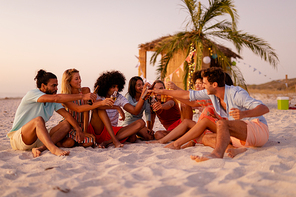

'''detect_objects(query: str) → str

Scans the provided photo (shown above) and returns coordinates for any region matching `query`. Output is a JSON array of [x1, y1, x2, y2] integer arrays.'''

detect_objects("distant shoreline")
[[0, 97, 22, 100]]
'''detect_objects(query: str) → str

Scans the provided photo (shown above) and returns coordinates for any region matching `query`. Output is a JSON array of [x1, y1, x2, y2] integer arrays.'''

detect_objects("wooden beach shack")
[[138, 35, 241, 89]]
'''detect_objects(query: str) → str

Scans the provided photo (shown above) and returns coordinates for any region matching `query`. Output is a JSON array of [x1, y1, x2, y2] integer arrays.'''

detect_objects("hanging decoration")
[[236, 60, 272, 80], [187, 44, 196, 90], [203, 56, 211, 64], [163, 44, 197, 89]]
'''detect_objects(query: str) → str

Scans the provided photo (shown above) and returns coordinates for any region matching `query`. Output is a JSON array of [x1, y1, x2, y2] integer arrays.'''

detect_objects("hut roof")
[[139, 35, 241, 59]]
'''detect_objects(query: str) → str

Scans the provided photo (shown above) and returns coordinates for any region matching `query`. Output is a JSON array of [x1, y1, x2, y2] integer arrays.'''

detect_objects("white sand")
[[1, 94, 296, 197]]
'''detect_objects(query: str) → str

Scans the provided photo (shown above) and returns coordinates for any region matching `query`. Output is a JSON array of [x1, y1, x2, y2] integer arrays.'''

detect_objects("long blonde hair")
[[61, 68, 80, 94]]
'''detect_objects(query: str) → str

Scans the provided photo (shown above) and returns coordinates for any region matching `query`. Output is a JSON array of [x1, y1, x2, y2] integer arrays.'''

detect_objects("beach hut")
[[138, 36, 241, 89]]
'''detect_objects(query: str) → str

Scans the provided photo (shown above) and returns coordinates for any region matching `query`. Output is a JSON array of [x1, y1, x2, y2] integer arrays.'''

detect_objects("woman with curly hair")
[[121, 76, 154, 140], [55, 68, 122, 148], [89, 70, 149, 148]]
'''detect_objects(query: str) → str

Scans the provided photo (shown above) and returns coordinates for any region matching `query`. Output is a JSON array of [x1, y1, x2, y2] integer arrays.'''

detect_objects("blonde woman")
[[57, 68, 122, 148]]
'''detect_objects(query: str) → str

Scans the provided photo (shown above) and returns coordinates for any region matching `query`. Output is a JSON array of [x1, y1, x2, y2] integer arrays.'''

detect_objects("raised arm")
[[123, 82, 151, 115], [37, 93, 97, 104], [150, 89, 190, 101], [63, 98, 114, 113], [151, 99, 175, 112]]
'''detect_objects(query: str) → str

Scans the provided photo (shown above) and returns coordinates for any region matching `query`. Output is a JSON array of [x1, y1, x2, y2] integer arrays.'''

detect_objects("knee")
[[136, 119, 145, 129], [34, 116, 45, 125], [216, 119, 228, 129], [61, 120, 71, 132]]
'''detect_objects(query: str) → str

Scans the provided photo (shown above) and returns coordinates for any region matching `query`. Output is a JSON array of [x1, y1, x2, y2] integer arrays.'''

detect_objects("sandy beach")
[[1, 94, 296, 197]]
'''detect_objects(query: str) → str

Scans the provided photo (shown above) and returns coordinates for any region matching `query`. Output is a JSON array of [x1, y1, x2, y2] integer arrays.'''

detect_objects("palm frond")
[[229, 63, 247, 90], [208, 30, 279, 68], [202, 0, 238, 31], [181, 0, 199, 30], [147, 0, 278, 90]]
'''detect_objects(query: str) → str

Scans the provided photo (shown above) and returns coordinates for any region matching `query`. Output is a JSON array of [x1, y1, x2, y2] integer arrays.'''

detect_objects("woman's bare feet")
[[181, 141, 196, 149], [98, 141, 108, 148], [164, 142, 180, 150], [52, 148, 70, 157], [98, 140, 123, 148], [32, 148, 42, 158], [114, 141, 124, 148], [190, 153, 221, 162], [226, 147, 247, 158]]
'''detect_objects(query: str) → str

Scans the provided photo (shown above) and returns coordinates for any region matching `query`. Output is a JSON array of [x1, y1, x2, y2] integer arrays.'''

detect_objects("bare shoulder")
[[81, 87, 90, 94]]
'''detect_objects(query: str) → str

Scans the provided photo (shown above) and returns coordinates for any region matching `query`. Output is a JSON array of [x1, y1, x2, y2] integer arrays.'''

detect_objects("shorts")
[[167, 119, 182, 131], [231, 119, 269, 148], [87, 124, 127, 144], [7, 128, 43, 151]]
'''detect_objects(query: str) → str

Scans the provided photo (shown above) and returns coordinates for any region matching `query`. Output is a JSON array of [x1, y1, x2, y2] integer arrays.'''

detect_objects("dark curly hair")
[[34, 69, 57, 88], [192, 70, 202, 84], [94, 70, 126, 97], [201, 67, 225, 87]]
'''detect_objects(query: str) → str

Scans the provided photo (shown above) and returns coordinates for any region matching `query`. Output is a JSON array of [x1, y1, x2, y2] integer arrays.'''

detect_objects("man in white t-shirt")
[[7, 69, 96, 157]]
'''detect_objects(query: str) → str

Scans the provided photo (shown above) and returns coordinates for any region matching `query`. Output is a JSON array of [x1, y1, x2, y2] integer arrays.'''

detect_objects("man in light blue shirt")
[[7, 69, 96, 158], [150, 67, 269, 162]]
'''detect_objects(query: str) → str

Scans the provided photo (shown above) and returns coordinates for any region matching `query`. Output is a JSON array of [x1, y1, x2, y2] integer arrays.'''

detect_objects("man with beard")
[[7, 69, 96, 157], [150, 67, 269, 161]]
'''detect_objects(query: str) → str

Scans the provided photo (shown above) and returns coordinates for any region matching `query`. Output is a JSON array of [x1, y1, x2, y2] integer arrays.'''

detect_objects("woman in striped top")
[[56, 68, 122, 148]]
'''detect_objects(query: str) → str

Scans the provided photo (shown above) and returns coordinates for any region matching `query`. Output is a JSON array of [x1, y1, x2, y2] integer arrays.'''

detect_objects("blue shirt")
[[8, 89, 64, 135], [189, 85, 267, 125], [121, 93, 151, 127]]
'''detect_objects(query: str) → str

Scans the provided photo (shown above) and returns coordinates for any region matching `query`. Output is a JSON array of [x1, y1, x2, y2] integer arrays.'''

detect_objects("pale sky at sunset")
[[1, 0, 295, 98]]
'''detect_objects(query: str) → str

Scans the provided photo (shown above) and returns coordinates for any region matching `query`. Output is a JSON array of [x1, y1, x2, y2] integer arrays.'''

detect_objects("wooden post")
[[138, 48, 147, 79], [285, 74, 288, 89]]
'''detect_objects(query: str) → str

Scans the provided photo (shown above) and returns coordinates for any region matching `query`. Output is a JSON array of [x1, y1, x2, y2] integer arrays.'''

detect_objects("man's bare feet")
[[164, 142, 180, 150], [35, 146, 70, 157], [32, 148, 42, 158], [226, 147, 247, 158], [181, 141, 196, 149]]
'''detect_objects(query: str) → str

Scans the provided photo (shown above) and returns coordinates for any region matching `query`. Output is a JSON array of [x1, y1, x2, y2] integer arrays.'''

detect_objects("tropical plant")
[[150, 0, 279, 89]]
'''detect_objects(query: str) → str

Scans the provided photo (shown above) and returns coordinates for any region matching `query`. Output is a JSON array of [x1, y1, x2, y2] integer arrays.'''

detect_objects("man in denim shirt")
[[150, 67, 269, 162]]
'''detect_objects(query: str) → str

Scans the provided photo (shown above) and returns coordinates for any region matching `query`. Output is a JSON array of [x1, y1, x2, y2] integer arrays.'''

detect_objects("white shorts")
[[7, 127, 43, 151]]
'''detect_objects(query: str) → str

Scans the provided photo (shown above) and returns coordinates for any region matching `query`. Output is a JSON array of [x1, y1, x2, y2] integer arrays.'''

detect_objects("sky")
[[1, 0, 295, 98]]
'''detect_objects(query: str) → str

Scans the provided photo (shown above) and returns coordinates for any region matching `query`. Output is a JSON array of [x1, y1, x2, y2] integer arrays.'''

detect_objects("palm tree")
[[150, 0, 279, 89]]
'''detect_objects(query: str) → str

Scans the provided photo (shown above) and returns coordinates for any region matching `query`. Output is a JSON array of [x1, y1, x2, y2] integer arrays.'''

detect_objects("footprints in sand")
[[149, 185, 185, 197]]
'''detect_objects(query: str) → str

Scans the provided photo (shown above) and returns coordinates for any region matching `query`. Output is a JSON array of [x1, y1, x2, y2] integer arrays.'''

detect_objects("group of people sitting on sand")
[[7, 65, 269, 162]]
